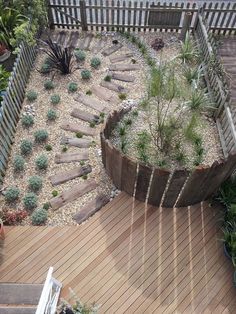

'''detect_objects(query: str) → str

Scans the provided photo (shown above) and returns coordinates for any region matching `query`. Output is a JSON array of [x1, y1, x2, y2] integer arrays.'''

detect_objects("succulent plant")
[[4, 187, 20, 203], [31, 208, 48, 225], [28, 176, 43, 192], [74, 49, 86, 62], [35, 154, 48, 170], [81, 69, 91, 80], [44, 80, 55, 90], [34, 129, 48, 143], [104, 75, 112, 82], [51, 94, 61, 104], [45, 144, 53, 151], [26, 90, 37, 102], [21, 114, 34, 128], [90, 57, 101, 69], [23, 192, 38, 210], [68, 82, 78, 92], [13, 155, 25, 172], [20, 139, 33, 156], [52, 190, 58, 197], [47, 108, 57, 121]]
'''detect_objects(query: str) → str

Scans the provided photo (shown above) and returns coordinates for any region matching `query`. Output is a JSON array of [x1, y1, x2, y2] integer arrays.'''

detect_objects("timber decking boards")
[[75, 93, 108, 113], [0, 193, 233, 313], [49, 165, 92, 186], [60, 121, 96, 136]]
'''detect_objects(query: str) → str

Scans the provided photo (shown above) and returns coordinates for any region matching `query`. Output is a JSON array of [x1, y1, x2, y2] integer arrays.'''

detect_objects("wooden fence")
[[0, 43, 37, 183], [101, 110, 236, 207], [47, 0, 236, 33]]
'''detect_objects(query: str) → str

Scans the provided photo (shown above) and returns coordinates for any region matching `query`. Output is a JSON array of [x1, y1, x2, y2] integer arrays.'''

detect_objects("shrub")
[[35, 154, 48, 170], [51, 94, 61, 104], [82, 174, 88, 180], [76, 132, 83, 138], [13, 155, 25, 172], [52, 190, 58, 197], [80, 160, 85, 166], [4, 187, 20, 203], [124, 118, 132, 126], [151, 38, 165, 51], [23, 192, 38, 210], [136, 131, 151, 164], [187, 90, 208, 111], [178, 31, 198, 64], [31, 208, 48, 225], [20, 139, 33, 156], [100, 112, 105, 118], [43, 202, 50, 210], [34, 129, 48, 143], [47, 109, 57, 121], [2, 210, 28, 225], [40, 62, 51, 74], [89, 121, 96, 128], [90, 57, 101, 69], [26, 90, 37, 102], [119, 125, 126, 136], [21, 114, 34, 128], [131, 58, 137, 64], [62, 146, 68, 152], [104, 75, 112, 82], [86, 89, 92, 95], [183, 66, 199, 85], [44, 80, 55, 90], [132, 109, 139, 117], [118, 93, 127, 100], [28, 176, 43, 192], [74, 49, 86, 62], [68, 82, 78, 92], [45, 144, 52, 151], [81, 69, 91, 80]]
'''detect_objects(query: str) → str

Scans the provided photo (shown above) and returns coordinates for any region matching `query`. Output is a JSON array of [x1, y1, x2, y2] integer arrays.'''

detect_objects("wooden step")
[[0, 306, 37, 314], [49, 165, 92, 186], [67, 31, 80, 48], [109, 63, 140, 71], [60, 136, 91, 148], [100, 80, 128, 93], [0, 284, 43, 305], [71, 108, 99, 123], [91, 37, 109, 53], [102, 43, 123, 56], [110, 52, 133, 63], [55, 151, 89, 164], [73, 194, 110, 223], [76, 33, 93, 50], [91, 85, 119, 104], [110, 72, 135, 82], [60, 121, 96, 136], [50, 180, 97, 210], [75, 93, 108, 113]]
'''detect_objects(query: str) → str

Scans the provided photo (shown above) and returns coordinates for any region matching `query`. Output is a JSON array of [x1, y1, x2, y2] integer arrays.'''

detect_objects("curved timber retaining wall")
[[101, 109, 236, 207]]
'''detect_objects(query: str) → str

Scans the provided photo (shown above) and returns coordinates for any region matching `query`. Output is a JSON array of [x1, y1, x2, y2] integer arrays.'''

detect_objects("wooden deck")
[[0, 192, 235, 313]]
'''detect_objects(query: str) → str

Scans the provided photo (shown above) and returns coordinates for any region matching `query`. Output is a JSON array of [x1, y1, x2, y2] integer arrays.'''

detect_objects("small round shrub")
[[44, 80, 55, 90], [104, 75, 111, 82], [80, 160, 85, 166], [4, 187, 20, 203], [76, 132, 83, 138], [43, 202, 50, 210], [23, 192, 38, 210], [81, 69, 91, 80], [90, 57, 101, 69], [51, 94, 61, 104], [62, 146, 68, 153], [28, 176, 43, 192], [86, 90, 92, 95], [13, 155, 25, 172], [89, 121, 96, 128], [52, 190, 58, 197], [35, 154, 48, 170], [74, 49, 86, 62], [26, 90, 37, 102], [82, 174, 88, 180], [21, 114, 34, 128], [34, 129, 48, 143], [31, 208, 48, 225], [45, 144, 52, 151], [20, 139, 33, 156], [40, 63, 51, 74], [47, 109, 57, 121], [118, 93, 127, 100], [68, 82, 78, 93]]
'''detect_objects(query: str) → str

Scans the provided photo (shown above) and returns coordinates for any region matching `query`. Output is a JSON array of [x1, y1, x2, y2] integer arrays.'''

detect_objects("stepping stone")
[[100, 81, 128, 94], [60, 136, 91, 148], [109, 63, 140, 71], [75, 93, 108, 113], [110, 52, 133, 63], [61, 121, 96, 136], [49, 165, 92, 186], [102, 43, 123, 56], [49, 180, 97, 210], [71, 108, 99, 123], [110, 72, 135, 82], [91, 85, 119, 104], [55, 151, 89, 164], [73, 194, 110, 223]]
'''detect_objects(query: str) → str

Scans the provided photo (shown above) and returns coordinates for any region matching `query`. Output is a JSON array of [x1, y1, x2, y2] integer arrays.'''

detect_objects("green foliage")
[[132, 109, 139, 117], [89, 121, 96, 128], [183, 66, 199, 85], [47, 108, 57, 121], [21, 114, 34, 128], [40, 62, 51, 74], [74, 49, 86, 62], [222, 221, 236, 267], [31, 208, 48, 225], [23, 192, 38, 210], [187, 90, 208, 111], [34, 129, 48, 143], [124, 118, 132, 126], [121, 137, 127, 153], [80, 160, 85, 166], [26, 90, 37, 102], [28, 175, 43, 192], [44, 80, 55, 90], [76, 132, 83, 138], [51, 94, 61, 105], [90, 57, 101, 69], [0, 65, 10, 100], [52, 190, 58, 197], [118, 93, 127, 100], [104, 75, 111, 82], [45, 144, 52, 151], [131, 58, 136, 64], [136, 130, 151, 164], [86, 89, 92, 95], [174, 142, 186, 165], [13, 155, 25, 172], [100, 112, 105, 118], [43, 202, 50, 210], [217, 178, 236, 210], [119, 125, 126, 136], [178, 31, 198, 64], [62, 146, 68, 153], [20, 139, 33, 156], [68, 82, 78, 92], [4, 186, 20, 203], [82, 174, 88, 180], [35, 154, 48, 170], [81, 69, 91, 80]]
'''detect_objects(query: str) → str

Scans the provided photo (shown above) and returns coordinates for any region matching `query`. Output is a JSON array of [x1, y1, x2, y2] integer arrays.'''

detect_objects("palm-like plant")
[[178, 31, 198, 64]]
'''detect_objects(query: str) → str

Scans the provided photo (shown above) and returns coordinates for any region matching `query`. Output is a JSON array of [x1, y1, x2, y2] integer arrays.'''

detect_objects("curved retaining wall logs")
[[101, 109, 236, 207]]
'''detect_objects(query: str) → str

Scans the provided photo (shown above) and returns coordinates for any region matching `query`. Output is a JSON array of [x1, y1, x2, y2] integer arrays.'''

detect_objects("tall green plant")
[[178, 31, 198, 64]]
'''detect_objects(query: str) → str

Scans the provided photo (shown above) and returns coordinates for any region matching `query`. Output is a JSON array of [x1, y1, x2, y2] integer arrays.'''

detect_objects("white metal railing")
[[36, 267, 62, 314]]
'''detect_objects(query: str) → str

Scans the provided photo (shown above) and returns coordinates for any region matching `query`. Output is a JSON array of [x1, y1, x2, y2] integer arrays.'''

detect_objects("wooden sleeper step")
[[100, 81, 128, 94], [102, 43, 123, 56], [60, 121, 96, 136], [71, 108, 99, 123], [91, 85, 119, 104], [49, 165, 92, 186], [110, 52, 133, 63], [75, 93, 108, 113], [49, 179, 98, 210], [60, 136, 91, 148], [55, 151, 89, 164], [110, 72, 135, 82], [109, 63, 140, 71]]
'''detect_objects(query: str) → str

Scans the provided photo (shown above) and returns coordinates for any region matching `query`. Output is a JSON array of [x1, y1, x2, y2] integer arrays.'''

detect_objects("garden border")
[[101, 109, 236, 207]]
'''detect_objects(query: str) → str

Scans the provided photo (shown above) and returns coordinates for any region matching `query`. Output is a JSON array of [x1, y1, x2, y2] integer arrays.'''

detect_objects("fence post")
[[47, 0, 55, 29], [179, 12, 192, 41], [80, 0, 88, 31]]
